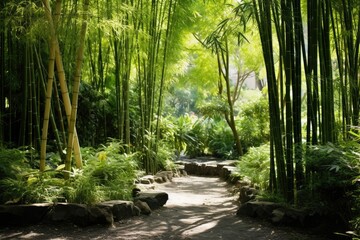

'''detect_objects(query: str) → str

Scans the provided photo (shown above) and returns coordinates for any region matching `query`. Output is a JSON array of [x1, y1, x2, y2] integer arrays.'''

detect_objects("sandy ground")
[[0, 176, 330, 240]]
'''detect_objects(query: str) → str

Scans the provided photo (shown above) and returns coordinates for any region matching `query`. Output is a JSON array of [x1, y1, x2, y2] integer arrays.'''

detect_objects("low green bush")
[[238, 96, 269, 152], [67, 140, 139, 204], [236, 143, 270, 189]]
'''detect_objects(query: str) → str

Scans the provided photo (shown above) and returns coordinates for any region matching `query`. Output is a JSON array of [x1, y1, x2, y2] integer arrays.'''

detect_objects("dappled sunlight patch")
[[182, 220, 219, 236], [179, 217, 204, 224]]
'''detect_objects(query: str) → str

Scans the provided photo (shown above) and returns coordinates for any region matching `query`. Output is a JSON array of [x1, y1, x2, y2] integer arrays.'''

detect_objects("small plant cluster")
[[0, 140, 139, 205]]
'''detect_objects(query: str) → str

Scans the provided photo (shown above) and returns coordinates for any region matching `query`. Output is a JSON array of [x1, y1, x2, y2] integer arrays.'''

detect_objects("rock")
[[217, 160, 237, 167], [0, 203, 53, 226], [136, 197, 160, 210], [140, 179, 151, 184], [134, 191, 168, 211], [47, 203, 88, 227], [239, 186, 258, 203], [271, 207, 309, 227], [47, 203, 114, 227], [219, 166, 237, 180], [236, 179, 252, 188], [97, 200, 136, 221], [88, 206, 114, 226], [136, 191, 168, 207], [203, 164, 218, 176], [132, 188, 141, 197], [271, 208, 286, 224], [180, 169, 188, 177], [184, 162, 201, 175], [154, 177, 164, 183], [133, 205, 141, 216], [134, 200, 151, 215], [155, 171, 173, 182], [135, 184, 155, 191], [237, 201, 282, 219], [139, 175, 155, 184], [227, 174, 241, 184]]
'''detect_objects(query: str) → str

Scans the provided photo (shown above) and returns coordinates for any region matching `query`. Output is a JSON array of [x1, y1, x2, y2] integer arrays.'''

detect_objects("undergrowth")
[[0, 140, 139, 205]]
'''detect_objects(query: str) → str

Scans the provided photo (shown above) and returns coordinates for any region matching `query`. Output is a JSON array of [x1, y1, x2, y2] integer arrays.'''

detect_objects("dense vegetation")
[[0, 0, 359, 237]]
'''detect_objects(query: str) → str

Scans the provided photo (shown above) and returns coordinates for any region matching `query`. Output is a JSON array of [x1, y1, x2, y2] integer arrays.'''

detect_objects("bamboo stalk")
[[40, 0, 57, 171], [64, 0, 90, 179]]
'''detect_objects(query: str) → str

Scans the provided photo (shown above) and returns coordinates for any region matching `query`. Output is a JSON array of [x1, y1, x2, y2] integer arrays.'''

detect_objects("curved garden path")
[[0, 176, 328, 240]]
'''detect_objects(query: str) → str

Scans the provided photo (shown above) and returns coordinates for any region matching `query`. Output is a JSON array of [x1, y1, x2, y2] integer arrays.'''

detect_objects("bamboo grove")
[[0, 0, 188, 174], [0, 0, 359, 204], [250, 0, 359, 202]]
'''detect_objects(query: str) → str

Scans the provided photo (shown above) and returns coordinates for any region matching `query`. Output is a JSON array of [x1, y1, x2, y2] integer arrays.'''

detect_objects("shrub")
[[238, 96, 269, 152], [68, 140, 139, 204], [207, 120, 236, 158], [156, 140, 177, 171], [305, 142, 360, 232], [236, 143, 270, 189]]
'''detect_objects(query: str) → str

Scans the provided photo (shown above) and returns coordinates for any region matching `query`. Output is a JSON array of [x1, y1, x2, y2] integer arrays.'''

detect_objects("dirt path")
[[0, 176, 328, 240]]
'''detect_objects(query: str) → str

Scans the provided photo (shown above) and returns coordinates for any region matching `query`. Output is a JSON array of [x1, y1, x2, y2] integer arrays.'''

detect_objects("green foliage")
[[67, 140, 138, 204], [236, 144, 270, 189], [172, 114, 204, 158], [77, 83, 114, 146], [198, 97, 229, 117], [304, 142, 360, 231], [0, 148, 66, 204], [156, 141, 177, 171], [185, 117, 209, 158], [207, 120, 236, 158], [0, 140, 139, 205], [305, 142, 358, 194], [238, 96, 269, 151], [0, 148, 28, 180]]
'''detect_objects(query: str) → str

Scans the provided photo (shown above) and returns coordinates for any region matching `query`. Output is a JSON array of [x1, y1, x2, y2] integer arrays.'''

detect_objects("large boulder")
[[97, 200, 137, 221], [0, 203, 52, 226]]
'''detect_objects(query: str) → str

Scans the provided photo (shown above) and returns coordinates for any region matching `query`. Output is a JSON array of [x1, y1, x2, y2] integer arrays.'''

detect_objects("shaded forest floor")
[[0, 176, 331, 240]]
